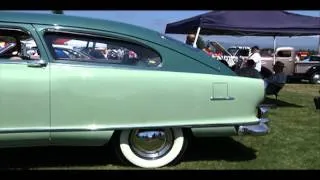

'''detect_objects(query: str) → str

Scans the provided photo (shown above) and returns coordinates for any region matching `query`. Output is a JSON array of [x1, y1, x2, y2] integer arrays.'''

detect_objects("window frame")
[[276, 50, 292, 58], [0, 26, 42, 64], [42, 28, 163, 70]]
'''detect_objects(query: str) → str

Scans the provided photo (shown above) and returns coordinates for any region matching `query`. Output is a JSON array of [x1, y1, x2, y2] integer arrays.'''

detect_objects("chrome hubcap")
[[313, 74, 320, 84], [129, 129, 173, 160]]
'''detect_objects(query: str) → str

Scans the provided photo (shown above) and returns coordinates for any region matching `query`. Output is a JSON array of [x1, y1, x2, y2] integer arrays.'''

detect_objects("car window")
[[236, 49, 249, 56], [276, 50, 292, 57], [260, 49, 274, 57], [44, 32, 162, 68], [227, 48, 238, 56], [0, 28, 41, 61]]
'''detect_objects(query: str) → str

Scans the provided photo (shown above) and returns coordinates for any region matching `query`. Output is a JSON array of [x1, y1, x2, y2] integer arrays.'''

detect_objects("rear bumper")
[[238, 105, 271, 136]]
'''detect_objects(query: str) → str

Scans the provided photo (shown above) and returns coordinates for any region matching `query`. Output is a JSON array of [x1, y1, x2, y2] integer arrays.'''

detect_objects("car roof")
[[0, 11, 235, 75]]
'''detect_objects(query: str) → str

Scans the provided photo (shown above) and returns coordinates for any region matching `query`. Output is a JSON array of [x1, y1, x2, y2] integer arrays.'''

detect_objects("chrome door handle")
[[210, 96, 235, 101], [27, 60, 47, 68]]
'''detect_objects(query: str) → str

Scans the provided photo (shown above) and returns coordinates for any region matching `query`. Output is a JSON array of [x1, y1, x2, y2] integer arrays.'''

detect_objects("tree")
[[51, 10, 64, 14]]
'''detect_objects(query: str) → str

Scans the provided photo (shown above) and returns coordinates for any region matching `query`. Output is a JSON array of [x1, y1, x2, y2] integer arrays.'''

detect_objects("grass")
[[0, 83, 319, 170]]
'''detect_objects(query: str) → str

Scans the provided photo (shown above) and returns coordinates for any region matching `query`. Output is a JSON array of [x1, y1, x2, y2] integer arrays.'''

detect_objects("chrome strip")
[[210, 96, 235, 101], [0, 121, 259, 134], [44, 28, 146, 47], [51, 60, 161, 71], [0, 60, 29, 65], [45, 28, 110, 39]]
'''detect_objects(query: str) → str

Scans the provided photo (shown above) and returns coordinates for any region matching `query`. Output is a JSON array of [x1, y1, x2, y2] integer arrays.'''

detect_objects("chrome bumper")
[[238, 105, 271, 136]]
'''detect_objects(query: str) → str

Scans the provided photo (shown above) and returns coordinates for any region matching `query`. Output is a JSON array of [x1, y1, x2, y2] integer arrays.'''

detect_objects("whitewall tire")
[[118, 128, 187, 168]]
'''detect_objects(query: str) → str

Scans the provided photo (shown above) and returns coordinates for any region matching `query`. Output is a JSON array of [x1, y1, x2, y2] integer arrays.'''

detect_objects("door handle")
[[210, 96, 235, 101], [27, 60, 47, 68]]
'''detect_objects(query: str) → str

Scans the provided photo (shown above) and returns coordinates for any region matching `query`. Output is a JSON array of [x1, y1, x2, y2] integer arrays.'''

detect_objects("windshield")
[[227, 48, 238, 56]]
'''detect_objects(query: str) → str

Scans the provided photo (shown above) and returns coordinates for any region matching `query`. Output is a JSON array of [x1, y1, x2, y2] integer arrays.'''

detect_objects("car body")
[[0, 12, 270, 168], [302, 55, 320, 62]]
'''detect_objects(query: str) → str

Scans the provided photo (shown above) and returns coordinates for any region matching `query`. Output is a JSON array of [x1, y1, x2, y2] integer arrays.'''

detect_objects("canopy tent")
[[165, 11, 320, 36], [165, 11, 320, 63]]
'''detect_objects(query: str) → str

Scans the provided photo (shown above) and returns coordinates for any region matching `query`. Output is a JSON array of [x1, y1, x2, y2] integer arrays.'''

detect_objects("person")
[[264, 61, 287, 88], [236, 59, 262, 79], [203, 43, 214, 57], [185, 33, 196, 47], [248, 46, 262, 72]]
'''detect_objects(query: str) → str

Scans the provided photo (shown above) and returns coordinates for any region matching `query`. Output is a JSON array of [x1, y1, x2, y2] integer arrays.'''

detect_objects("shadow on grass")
[[182, 137, 257, 162], [262, 97, 304, 108], [0, 137, 256, 169], [0, 145, 122, 169]]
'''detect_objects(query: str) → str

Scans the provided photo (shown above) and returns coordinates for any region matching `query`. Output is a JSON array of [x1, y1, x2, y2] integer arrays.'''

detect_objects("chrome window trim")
[[0, 25, 41, 63], [0, 26, 31, 35], [43, 27, 163, 68]]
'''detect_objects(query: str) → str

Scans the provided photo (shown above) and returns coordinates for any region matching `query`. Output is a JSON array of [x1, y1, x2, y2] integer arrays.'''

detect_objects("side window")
[[44, 32, 162, 68], [276, 50, 292, 57], [0, 28, 41, 61]]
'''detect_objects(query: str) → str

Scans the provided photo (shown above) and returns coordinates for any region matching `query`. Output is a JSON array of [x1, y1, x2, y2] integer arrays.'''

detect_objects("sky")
[[15, 10, 320, 50]]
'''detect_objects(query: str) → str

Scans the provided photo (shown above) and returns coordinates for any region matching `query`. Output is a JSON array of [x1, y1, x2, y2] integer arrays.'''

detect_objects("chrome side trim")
[[0, 121, 259, 134]]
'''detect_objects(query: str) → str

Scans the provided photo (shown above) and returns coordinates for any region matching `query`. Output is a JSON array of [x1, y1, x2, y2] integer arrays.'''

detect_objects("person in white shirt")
[[248, 46, 262, 72], [264, 61, 287, 88]]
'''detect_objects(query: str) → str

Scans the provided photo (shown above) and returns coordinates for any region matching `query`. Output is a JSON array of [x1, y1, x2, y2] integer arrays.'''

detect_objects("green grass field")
[[1, 83, 319, 170]]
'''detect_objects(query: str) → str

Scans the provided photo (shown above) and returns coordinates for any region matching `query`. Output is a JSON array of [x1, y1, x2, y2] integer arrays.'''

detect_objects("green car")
[[0, 12, 270, 168]]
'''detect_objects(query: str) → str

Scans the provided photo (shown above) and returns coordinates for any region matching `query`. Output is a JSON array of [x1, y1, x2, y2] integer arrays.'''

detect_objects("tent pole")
[[193, 27, 201, 48], [273, 36, 276, 65], [318, 11, 320, 54], [318, 34, 320, 54]]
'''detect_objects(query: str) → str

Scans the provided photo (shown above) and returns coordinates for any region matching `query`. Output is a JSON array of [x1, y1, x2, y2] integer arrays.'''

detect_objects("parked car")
[[258, 48, 320, 84], [0, 12, 271, 168], [209, 41, 320, 84]]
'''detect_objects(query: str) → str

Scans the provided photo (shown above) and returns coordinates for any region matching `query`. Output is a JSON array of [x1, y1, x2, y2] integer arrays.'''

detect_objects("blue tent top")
[[165, 11, 320, 36]]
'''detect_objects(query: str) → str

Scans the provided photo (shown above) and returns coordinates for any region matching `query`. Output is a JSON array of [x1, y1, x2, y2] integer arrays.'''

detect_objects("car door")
[[0, 23, 50, 147], [33, 25, 165, 146]]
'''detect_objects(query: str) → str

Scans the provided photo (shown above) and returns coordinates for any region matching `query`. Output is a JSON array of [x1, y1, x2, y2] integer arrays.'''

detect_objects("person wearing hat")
[[236, 59, 262, 79], [248, 46, 262, 72], [264, 61, 287, 88]]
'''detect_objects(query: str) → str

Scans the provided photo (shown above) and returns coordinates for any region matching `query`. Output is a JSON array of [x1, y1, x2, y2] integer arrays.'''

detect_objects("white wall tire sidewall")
[[119, 128, 184, 168]]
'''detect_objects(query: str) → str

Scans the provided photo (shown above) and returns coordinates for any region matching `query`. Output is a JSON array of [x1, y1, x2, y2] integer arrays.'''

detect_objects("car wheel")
[[116, 128, 188, 168], [310, 72, 320, 84]]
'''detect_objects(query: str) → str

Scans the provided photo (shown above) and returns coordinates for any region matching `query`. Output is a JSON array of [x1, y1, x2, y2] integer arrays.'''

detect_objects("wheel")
[[310, 72, 320, 84], [116, 128, 188, 168]]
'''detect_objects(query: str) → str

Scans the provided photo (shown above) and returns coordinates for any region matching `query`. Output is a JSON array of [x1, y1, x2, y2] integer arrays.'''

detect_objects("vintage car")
[[0, 12, 270, 168], [258, 47, 320, 84]]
